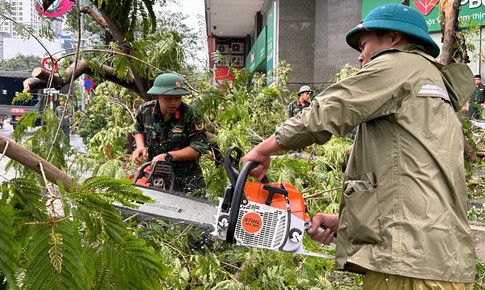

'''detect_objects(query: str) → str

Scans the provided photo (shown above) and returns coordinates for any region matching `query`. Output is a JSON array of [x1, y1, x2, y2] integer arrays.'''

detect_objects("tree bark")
[[0, 135, 73, 191], [439, 0, 477, 162], [440, 0, 462, 65]]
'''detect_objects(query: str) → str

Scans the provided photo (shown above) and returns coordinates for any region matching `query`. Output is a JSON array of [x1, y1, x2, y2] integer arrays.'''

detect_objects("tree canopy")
[[22, 0, 200, 101], [0, 54, 43, 72]]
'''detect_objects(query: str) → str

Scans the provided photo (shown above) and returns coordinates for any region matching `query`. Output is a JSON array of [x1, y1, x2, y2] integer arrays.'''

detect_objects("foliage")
[[457, 17, 481, 62], [76, 82, 142, 160], [11, 92, 34, 105], [0, 174, 166, 289], [155, 1, 208, 69], [477, 259, 485, 289], [54, 0, 203, 102], [10, 109, 69, 174], [333, 63, 360, 82], [132, 220, 362, 289], [0, 54, 43, 72]]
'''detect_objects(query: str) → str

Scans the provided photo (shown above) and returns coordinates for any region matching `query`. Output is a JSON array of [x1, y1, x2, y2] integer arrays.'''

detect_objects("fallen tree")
[[23, 59, 138, 94], [21, 0, 185, 102], [0, 135, 73, 191]]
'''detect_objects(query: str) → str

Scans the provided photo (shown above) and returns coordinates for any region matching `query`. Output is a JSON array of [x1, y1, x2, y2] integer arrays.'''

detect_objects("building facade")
[[0, 0, 65, 61], [205, 0, 485, 93]]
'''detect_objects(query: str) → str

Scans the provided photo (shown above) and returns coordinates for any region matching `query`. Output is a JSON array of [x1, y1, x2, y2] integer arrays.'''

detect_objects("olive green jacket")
[[275, 44, 476, 282]]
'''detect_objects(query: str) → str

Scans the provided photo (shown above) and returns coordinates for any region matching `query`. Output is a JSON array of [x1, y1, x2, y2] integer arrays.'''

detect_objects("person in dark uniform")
[[287, 85, 313, 118], [55, 99, 70, 142], [132, 73, 209, 196], [469, 74, 485, 119]]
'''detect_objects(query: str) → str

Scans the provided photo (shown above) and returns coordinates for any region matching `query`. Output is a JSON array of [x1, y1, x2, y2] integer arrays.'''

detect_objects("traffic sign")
[[84, 78, 94, 92], [41, 57, 58, 72]]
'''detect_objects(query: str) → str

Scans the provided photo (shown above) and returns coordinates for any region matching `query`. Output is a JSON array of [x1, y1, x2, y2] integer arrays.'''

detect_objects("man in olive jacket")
[[242, 4, 476, 289]]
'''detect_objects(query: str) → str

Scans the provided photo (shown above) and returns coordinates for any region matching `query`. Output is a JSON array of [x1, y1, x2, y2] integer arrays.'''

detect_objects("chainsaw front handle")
[[224, 146, 269, 188], [226, 160, 258, 243], [132, 162, 152, 183]]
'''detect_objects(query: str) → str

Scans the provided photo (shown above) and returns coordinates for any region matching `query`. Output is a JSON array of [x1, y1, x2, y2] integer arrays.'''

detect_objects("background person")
[[468, 74, 485, 119], [287, 85, 312, 118], [132, 73, 209, 196], [55, 99, 70, 142], [242, 4, 475, 289]]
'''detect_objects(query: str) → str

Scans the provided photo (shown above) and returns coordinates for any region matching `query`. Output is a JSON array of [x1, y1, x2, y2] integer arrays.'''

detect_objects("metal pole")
[[81, 74, 85, 112]]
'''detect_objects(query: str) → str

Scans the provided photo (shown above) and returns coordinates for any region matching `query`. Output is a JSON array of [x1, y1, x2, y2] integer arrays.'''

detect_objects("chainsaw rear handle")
[[132, 161, 174, 190]]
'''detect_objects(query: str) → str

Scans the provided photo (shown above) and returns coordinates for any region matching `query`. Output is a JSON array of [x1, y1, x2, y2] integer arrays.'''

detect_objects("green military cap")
[[147, 73, 190, 96]]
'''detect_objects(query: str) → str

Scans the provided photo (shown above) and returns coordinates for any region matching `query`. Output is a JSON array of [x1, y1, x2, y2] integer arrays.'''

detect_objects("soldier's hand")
[[132, 147, 147, 165], [151, 153, 166, 166]]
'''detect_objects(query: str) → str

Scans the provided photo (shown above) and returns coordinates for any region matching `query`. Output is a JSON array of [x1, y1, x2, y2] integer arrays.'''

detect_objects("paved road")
[[0, 122, 86, 180]]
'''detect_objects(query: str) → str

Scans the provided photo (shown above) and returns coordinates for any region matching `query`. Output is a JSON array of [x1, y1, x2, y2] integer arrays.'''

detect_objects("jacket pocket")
[[342, 172, 383, 244]]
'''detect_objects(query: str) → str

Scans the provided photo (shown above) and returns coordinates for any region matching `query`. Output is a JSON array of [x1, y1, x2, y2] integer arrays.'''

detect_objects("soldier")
[[468, 74, 485, 119], [132, 73, 209, 196], [243, 4, 475, 289], [287, 85, 312, 118]]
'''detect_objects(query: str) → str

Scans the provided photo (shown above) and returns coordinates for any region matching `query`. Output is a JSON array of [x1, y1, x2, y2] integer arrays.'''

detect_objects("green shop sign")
[[362, 0, 485, 32], [246, 26, 267, 72]]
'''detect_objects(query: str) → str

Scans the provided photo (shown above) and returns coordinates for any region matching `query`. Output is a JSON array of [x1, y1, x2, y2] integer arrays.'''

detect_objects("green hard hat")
[[147, 73, 190, 96], [298, 85, 313, 95], [346, 4, 440, 57]]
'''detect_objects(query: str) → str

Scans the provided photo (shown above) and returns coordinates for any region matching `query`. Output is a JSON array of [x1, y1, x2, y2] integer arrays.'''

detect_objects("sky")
[[166, 0, 205, 31], [165, 0, 208, 68]]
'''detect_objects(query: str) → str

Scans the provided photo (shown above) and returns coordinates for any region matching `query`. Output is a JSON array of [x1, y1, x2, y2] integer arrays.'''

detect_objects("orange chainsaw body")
[[243, 181, 310, 222]]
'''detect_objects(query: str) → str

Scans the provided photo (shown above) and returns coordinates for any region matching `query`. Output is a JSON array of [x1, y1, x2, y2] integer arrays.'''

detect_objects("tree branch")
[[23, 59, 139, 94], [0, 136, 73, 191]]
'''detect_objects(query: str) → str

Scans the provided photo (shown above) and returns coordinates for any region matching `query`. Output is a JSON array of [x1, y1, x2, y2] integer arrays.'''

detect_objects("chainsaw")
[[119, 146, 334, 258]]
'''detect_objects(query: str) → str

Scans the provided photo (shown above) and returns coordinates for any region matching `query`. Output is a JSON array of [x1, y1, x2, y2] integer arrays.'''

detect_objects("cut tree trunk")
[[0, 135, 73, 191]]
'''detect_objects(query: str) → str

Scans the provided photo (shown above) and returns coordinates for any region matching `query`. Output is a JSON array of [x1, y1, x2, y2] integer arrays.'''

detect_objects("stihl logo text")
[[241, 212, 263, 234]]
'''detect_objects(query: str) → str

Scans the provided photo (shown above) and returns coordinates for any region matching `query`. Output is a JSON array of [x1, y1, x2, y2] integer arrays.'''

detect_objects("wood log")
[[31, 67, 65, 86], [0, 135, 73, 191]]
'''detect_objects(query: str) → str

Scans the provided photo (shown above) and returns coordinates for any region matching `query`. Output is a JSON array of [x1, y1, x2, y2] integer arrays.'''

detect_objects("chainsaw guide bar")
[[117, 147, 335, 259]]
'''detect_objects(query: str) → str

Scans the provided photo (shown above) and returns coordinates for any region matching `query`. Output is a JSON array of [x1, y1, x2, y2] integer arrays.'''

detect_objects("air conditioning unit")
[[230, 42, 244, 54], [217, 44, 230, 54], [215, 54, 230, 67], [231, 55, 244, 67]]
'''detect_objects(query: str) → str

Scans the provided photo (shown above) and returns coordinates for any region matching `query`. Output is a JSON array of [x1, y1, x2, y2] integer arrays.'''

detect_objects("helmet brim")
[[346, 12, 440, 58], [147, 87, 190, 96]]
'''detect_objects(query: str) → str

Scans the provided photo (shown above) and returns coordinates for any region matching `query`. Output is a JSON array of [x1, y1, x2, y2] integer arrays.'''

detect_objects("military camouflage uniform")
[[469, 83, 485, 119], [133, 100, 209, 195], [287, 99, 310, 118]]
